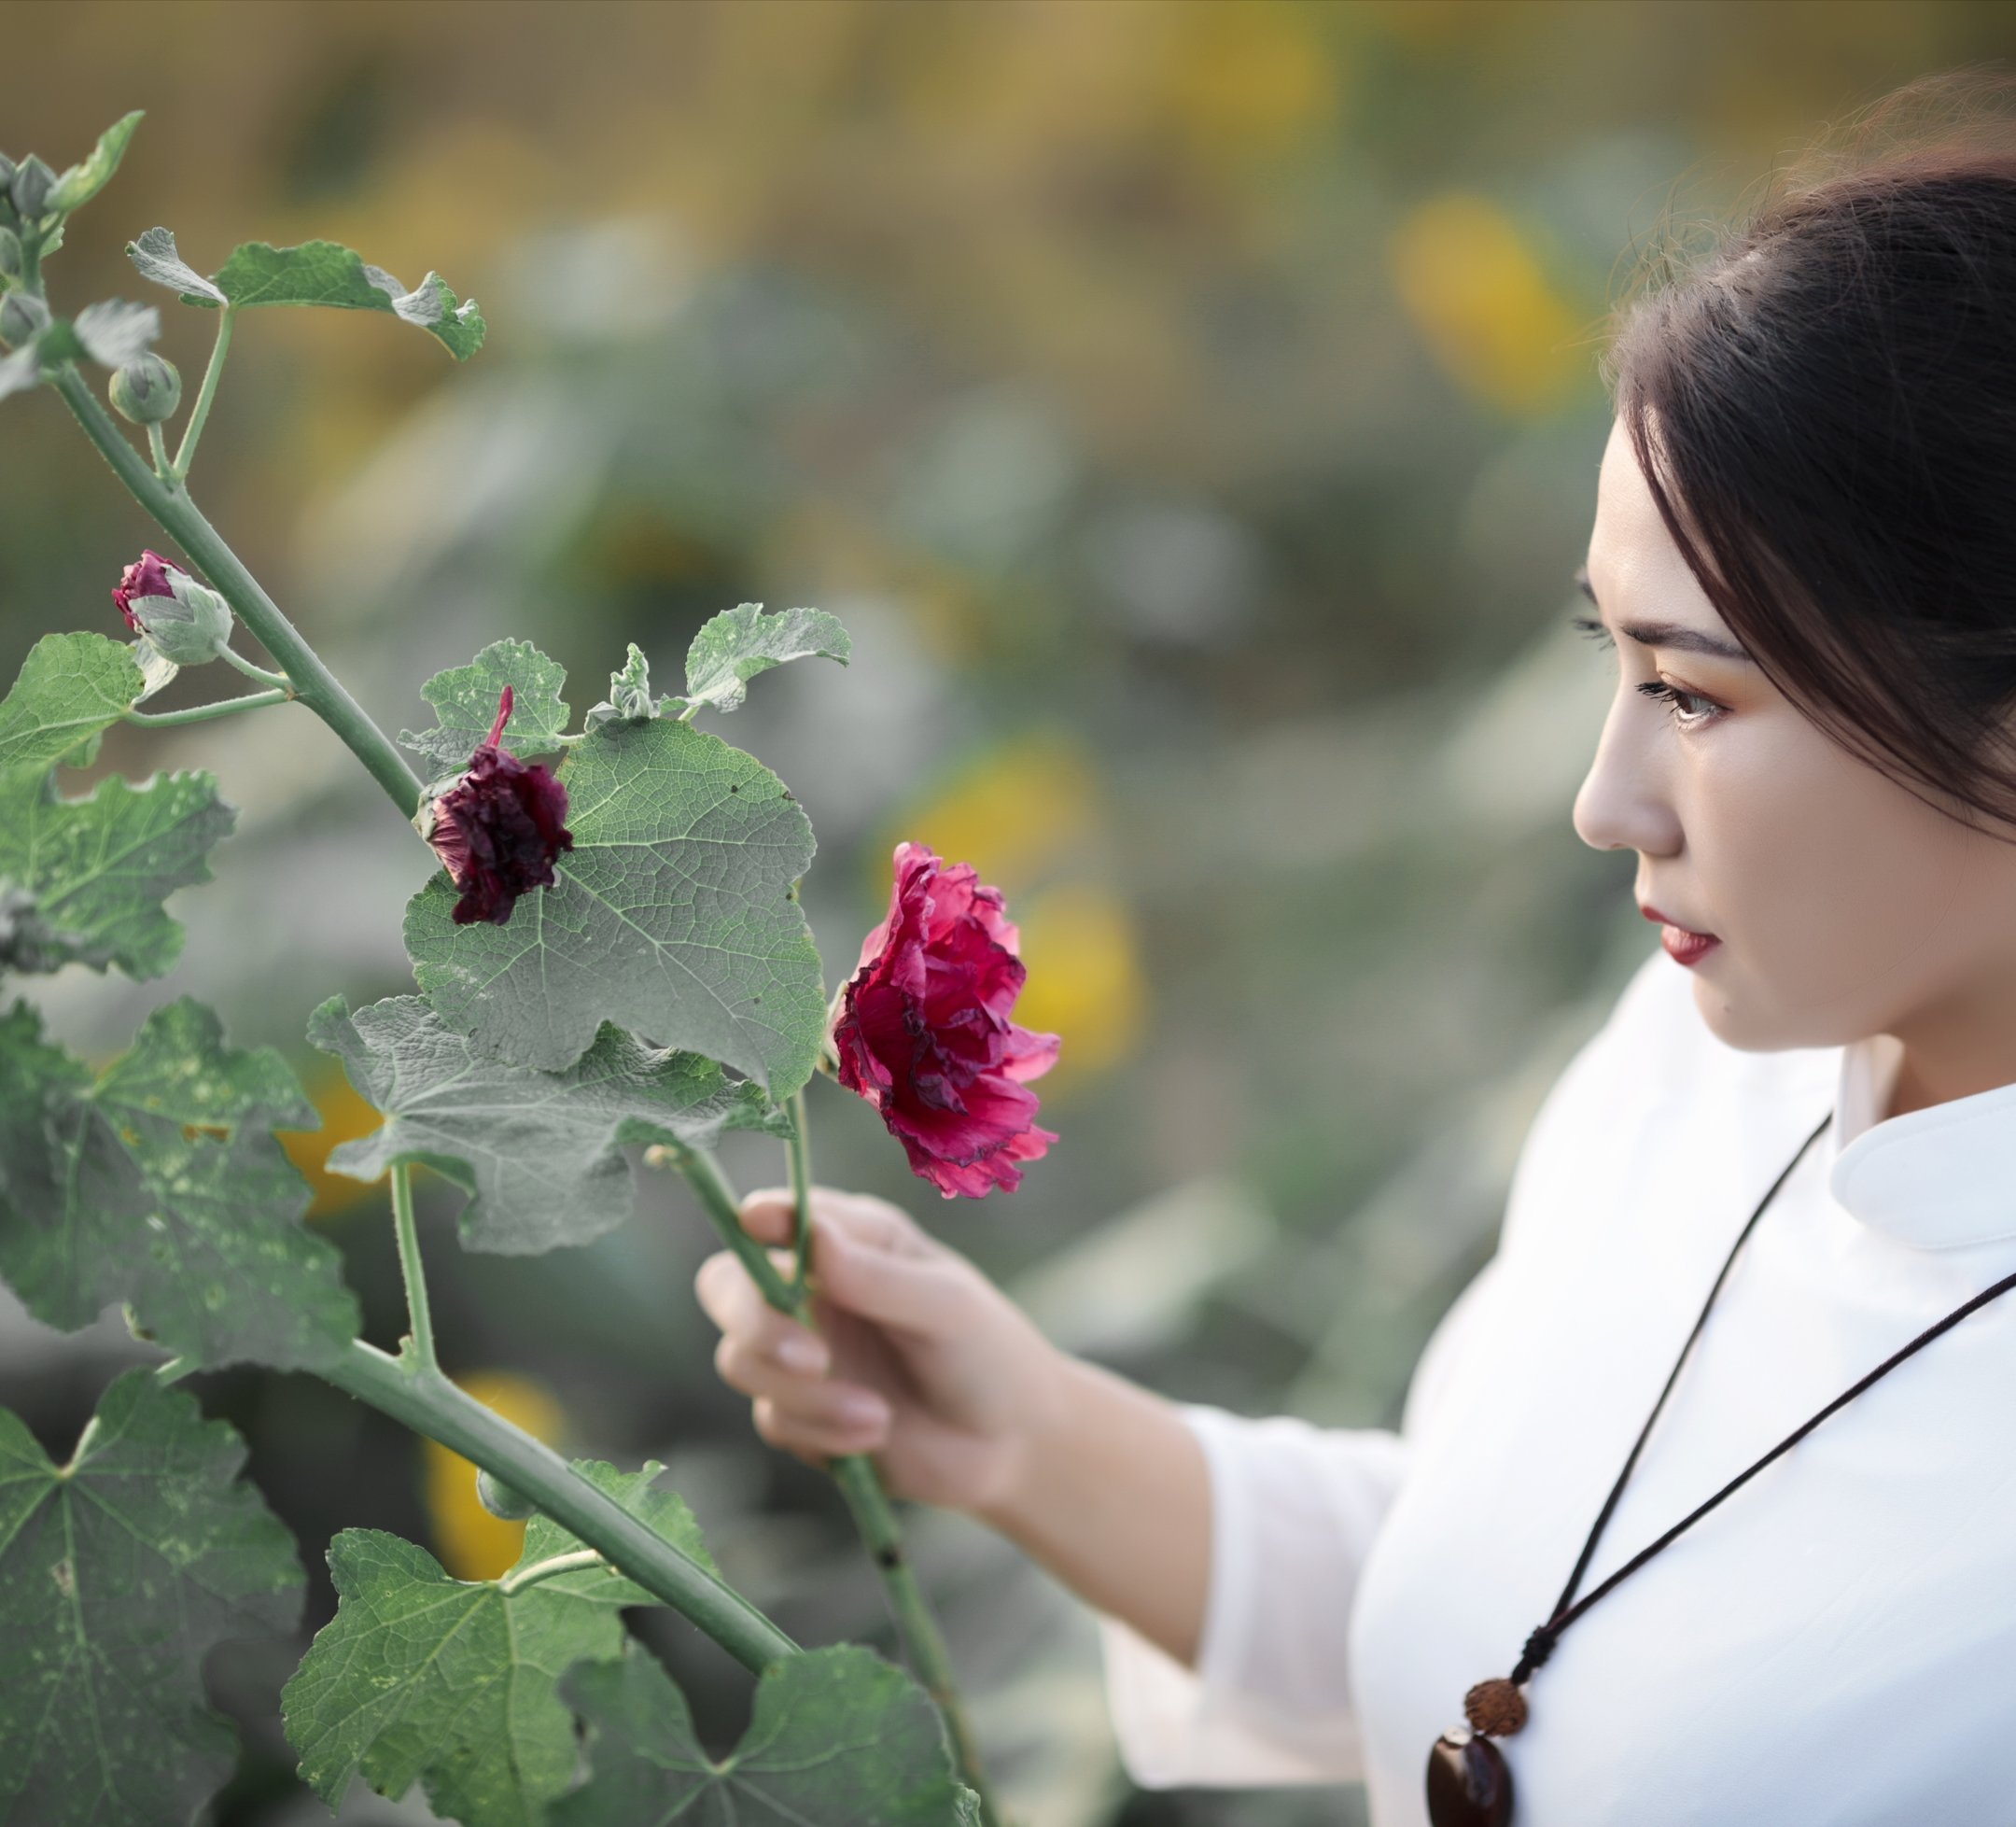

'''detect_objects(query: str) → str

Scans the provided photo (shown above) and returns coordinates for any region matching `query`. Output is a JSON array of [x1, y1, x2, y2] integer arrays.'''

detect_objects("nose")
[[1572, 689, 1683, 856]]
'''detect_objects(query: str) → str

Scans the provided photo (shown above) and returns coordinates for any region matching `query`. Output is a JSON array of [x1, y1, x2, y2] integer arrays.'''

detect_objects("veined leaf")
[[0, 766, 232, 979], [307, 994, 791, 1254], [683, 600, 850, 715], [399, 638, 570, 777], [404, 716, 825, 1092], [0, 1368, 304, 1827], [281, 1461, 713, 1827], [0, 631, 145, 780], [552, 1641, 982, 1826], [0, 997, 359, 1370], [126, 226, 486, 358]]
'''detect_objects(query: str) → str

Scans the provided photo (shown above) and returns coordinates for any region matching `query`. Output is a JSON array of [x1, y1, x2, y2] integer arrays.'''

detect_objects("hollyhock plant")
[[416, 684, 574, 926], [110, 544, 232, 664], [832, 840, 1061, 1198]]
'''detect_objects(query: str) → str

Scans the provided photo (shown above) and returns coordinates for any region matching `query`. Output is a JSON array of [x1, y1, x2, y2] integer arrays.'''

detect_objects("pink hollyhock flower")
[[418, 685, 575, 926], [111, 548, 182, 634], [832, 841, 1060, 1198]]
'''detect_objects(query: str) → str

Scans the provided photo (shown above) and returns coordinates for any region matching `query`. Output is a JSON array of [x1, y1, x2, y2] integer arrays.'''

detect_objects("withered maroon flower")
[[832, 841, 1060, 1199], [111, 548, 182, 634], [418, 685, 574, 927]]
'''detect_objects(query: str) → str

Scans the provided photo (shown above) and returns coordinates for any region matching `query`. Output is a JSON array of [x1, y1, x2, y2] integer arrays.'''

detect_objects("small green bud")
[[108, 351, 180, 424], [0, 227, 20, 286], [126, 574, 233, 667], [9, 155, 54, 223], [0, 288, 48, 350], [475, 1469, 539, 1521]]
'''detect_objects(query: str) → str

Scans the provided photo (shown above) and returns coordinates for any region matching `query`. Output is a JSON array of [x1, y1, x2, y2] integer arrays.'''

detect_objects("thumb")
[[807, 1211, 972, 1337]]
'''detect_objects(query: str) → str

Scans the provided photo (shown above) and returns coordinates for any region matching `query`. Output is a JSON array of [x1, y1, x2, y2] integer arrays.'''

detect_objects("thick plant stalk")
[[317, 1339, 797, 1674], [52, 362, 424, 818], [673, 1144, 1004, 1827]]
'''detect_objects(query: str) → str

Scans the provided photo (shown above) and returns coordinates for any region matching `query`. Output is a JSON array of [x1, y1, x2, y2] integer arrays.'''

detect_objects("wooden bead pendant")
[[1463, 1678, 1528, 1736], [1425, 1725, 1515, 1827]]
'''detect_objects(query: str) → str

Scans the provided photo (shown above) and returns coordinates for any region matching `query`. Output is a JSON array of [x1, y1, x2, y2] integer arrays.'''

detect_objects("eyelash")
[[1569, 613, 1727, 728]]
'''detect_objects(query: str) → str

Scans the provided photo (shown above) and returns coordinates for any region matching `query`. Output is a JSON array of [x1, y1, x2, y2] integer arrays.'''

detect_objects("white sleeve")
[[1091, 1403, 1410, 1786]]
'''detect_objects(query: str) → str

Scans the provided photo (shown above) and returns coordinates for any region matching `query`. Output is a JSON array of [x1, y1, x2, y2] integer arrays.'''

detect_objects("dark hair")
[[1603, 68, 2016, 837]]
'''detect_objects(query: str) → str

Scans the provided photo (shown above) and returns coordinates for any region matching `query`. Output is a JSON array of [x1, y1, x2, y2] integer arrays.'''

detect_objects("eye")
[[1635, 679, 1726, 728]]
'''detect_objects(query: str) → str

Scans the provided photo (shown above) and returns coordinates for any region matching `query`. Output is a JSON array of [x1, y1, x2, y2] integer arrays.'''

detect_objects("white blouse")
[[1095, 942, 2016, 1823]]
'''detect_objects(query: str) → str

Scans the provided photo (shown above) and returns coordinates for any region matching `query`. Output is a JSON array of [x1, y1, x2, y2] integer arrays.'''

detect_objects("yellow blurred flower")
[[1388, 191, 1589, 415], [277, 1055, 387, 1221], [1011, 880, 1148, 1089], [420, 1370, 567, 1581]]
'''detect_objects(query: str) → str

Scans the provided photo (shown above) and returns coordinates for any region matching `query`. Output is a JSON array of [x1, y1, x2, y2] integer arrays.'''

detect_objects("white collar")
[[1828, 1033, 2016, 1250]]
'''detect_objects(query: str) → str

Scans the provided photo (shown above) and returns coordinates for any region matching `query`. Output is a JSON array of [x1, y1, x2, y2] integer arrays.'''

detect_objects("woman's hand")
[[693, 1184, 1071, 1517]]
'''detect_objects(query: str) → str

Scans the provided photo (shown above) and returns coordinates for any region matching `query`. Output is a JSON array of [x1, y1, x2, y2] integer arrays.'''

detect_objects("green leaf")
[[0, 632, 145, 780], [0, 1367, 304, 1827], [124, 225, 227, 305], [0, 997, 360, 1370], [44, 110, 144, 217], [582, 641, 672, 728], [126, 227, 485, 358], [0, 341, 40, 401], [403, 717, 824, 1089], [552, 1641, 978, 1826], [71, 298, 160, 367], [306, 994, 790, 1254], [399, 638, 570, 777], [0, 767, 232, 978], [683, 600, 850, 715], [281, 1460, 712, 1826]]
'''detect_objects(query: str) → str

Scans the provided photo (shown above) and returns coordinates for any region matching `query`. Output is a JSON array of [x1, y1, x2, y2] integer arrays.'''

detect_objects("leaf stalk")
[[171, 304, 233, 481], [125, 686, 289, 727], [390, 1164, 436, 1370]]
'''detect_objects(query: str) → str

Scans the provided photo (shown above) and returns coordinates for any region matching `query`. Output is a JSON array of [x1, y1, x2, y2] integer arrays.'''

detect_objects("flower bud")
[[108, 351, 181, 425], [110, 548, 234, 666], [475, 1469, 539, 1521], [0, 227, 21, 288], [0, 288, 48, 350], [9, 155, 54, 224]]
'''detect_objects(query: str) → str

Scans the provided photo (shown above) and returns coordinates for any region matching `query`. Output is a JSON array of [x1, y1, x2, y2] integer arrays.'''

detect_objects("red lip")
[[1640, 903, 1715, 938]]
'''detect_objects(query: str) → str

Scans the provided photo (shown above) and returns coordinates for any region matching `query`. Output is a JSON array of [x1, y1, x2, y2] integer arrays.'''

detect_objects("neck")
[[1885, 1012, 2016, 1122]]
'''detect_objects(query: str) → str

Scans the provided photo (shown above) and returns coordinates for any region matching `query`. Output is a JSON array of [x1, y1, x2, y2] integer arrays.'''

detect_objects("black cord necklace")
[[1426, 1107, 2016, 1827]]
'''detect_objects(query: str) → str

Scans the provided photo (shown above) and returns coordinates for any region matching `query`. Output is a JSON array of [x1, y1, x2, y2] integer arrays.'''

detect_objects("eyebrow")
[[1573, 564, 1754, 663]]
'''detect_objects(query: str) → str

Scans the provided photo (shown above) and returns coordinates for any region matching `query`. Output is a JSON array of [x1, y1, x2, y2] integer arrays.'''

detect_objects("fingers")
[[735, 1185, 929, 1258], [753, 1389, 890, 1462], [693, 1247, 820, 1356]]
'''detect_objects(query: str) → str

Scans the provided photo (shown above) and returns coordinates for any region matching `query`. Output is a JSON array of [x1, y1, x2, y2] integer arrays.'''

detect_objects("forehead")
[[1589, 417, 1734, 634]]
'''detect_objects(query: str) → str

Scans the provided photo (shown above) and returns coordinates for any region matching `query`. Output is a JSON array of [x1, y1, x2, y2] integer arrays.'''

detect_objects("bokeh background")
[[3, 5, 2009, 1822]]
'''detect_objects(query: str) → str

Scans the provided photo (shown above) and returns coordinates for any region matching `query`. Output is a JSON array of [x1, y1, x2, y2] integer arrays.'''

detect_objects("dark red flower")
[[111, 548, 182, 634], [832, 841, 1060, 1199], [421, 685, 575, 927]]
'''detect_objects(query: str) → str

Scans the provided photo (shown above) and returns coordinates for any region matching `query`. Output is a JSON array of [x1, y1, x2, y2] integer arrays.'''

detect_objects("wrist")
[[970, 1332, 1089, 1539]]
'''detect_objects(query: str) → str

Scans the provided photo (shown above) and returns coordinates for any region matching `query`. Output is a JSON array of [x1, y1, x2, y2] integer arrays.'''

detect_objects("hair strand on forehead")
[[1602, 65, 2016, 844]]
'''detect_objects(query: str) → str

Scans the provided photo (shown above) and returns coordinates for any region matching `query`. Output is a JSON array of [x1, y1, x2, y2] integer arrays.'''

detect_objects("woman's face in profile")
[[1571, 415, 2016, 1061]]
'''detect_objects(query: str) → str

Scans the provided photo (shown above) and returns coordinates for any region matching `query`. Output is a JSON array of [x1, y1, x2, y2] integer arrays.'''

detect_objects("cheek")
[[1680, 721, 1979, 1031]]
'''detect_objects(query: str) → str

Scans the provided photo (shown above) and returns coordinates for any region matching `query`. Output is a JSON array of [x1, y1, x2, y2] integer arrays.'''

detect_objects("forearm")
[[975, 1351, 1211, 1669]]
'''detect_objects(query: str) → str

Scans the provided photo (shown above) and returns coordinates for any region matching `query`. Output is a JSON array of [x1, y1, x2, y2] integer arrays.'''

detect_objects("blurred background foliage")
[[4, 4, 2011, 1822]]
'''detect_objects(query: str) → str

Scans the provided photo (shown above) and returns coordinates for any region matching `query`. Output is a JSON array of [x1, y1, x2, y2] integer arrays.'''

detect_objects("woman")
[[696, 77, 2016, 1824]]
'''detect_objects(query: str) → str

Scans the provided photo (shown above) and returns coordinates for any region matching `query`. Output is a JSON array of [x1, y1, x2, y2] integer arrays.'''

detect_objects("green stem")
[[789, 1088, 815, 1288], [171, 304, 233, 481], [390, 1164, 435, 1370], [497, 1548, 606, 1597], [125, 687, 288, 727], [52, 362, 423, 819], [153, 1356, 194, 1385], [670, 1142, 1003, 1826], [317, 1339, 797, 1673], [147, 419, 171, 483], [218, 642, 290, 689]]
